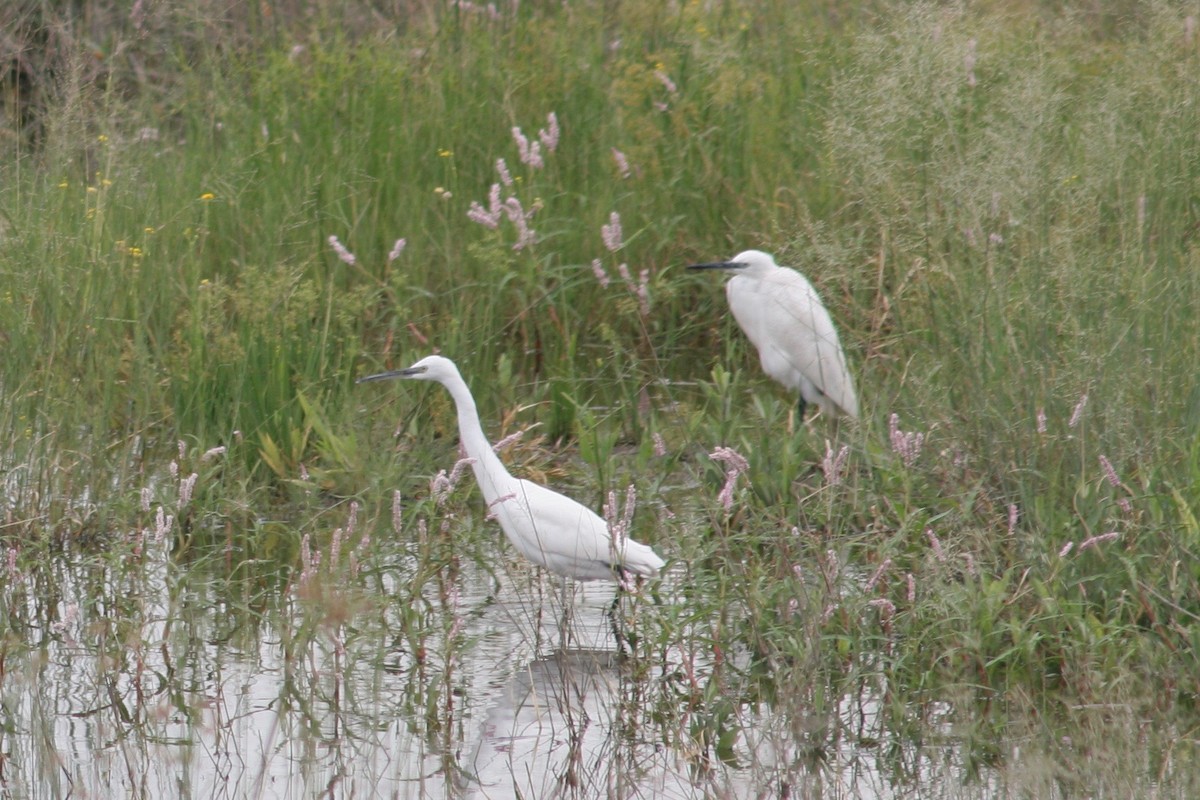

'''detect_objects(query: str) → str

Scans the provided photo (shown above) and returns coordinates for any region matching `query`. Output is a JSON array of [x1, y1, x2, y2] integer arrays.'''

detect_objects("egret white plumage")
[[357, 355, 666, 582], [689, 250, 859, 419]]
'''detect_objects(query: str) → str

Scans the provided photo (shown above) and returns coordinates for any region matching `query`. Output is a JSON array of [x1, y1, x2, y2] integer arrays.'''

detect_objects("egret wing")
[[491, 479, 628, 580], [728, 269, 858, 417]]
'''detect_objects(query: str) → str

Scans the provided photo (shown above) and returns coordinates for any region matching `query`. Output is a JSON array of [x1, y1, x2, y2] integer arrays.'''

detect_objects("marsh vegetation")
[[2, 1, 1200, 796]]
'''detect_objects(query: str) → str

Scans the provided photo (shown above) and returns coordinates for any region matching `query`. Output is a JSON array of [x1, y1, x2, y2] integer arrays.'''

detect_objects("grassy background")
[[3, 0, 1200, 785]]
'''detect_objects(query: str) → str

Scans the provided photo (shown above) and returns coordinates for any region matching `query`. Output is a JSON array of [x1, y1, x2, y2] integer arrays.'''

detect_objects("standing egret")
[[357, 355, 666, 584], [689, 250, 859, 420]]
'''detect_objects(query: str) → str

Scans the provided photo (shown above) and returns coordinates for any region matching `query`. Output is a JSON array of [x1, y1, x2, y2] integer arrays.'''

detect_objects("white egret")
[[689, 250, 859, 419], [357, 355, 666, 583]]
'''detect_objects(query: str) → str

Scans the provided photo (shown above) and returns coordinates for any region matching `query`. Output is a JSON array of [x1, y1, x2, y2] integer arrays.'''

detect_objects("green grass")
[[2, 0, 1200, 794]]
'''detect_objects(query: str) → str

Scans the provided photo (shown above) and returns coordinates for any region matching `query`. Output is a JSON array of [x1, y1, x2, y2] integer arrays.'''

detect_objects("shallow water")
[[0, 530, 1192, 799]]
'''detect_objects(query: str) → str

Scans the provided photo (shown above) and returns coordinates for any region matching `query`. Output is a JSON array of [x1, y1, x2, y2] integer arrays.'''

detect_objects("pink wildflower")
[[865, 558, 892, 591], [502, 196, 536, 250], [512, 126, 544, 168], [178, 473, 198, 506], [591, 259, 611, 288], [925, 528, 945, 562], [328, 235, 356, 266], [708, 446, 749, 512], [467, 184, 503, 229], [1068, 393, 1088, 429], [603, 485, 638, 560], [868, 598, 896, 619], [1079, 531, 1120, 552], [154, 506, 174, 543], [485, 493, 517, 521], [387, 238, 407, 262], [1098, 455, 1120, 488], [330, 527, 344, 568], [601, 211, 623, 252], [822, 439, 849, 486], [888, 413, 925, 467], [611, 148, 631, 178], [537, 112, 560, 152], [496, 158, 513, 186]]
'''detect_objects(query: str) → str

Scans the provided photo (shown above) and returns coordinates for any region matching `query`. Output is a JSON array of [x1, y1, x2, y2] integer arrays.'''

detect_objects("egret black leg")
[[607, 589, 630, 658], [797, 396, 809, 422], [557, 578, 575, 650], [607, 570, 635, 658]]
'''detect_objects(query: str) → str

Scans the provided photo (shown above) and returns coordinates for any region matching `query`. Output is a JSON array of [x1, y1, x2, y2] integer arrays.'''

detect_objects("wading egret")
[[689, 250, 859, 419], [357, 355, 666, 582]]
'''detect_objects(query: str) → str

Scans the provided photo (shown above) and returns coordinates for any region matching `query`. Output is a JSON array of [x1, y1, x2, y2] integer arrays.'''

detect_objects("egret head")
[[687, 249, 778, 277], [356, 354, 458, 384]]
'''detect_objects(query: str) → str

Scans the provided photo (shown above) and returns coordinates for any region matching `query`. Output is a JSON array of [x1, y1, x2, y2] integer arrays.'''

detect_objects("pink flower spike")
[[822, 439, 849, 486], [485, 493, 517, 521], [512, 126, 529, 158], [493, 427, 529, 451], [387, 238, 407, 262], [601, 211, 623, 252], [468, 201, 501, 230], [708, 446, 749, 512], [708, 446, 749, 474], [617, 262, 635, 292], [868, 598, 896, 619], [1058, 541, 1075, 558], [430, 470, 452, 505], [925, 528, 945, 562], [611, 148, 631, 178], [328, 235, 356, 266], [1068, 393, 1088, 429], [1098, 455, 1120, 488], [538, 112, 560, 152], [865, 558, 892, 591], [496, 158, 513, 186], [591, 259, 611, 288], [636, 268, 651, 316], [513, 126, 544, 168], [1079, 531, 1120, 552], [888, 413, 925, 467]]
